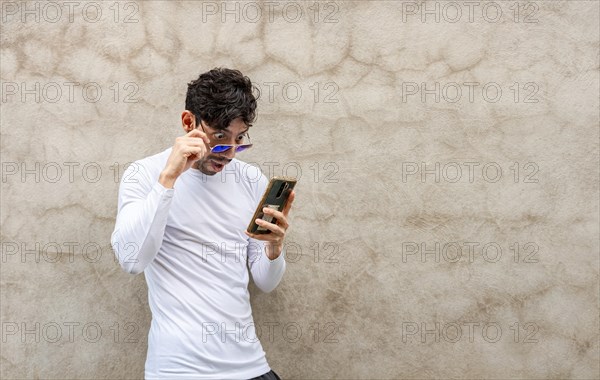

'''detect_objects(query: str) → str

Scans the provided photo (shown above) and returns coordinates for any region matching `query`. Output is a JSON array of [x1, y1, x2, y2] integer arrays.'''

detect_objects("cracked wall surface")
[[1, 1, 599, 379]]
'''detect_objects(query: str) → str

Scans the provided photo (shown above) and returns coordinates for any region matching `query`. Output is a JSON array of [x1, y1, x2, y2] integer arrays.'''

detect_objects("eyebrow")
[[216, 128, 249, 135]]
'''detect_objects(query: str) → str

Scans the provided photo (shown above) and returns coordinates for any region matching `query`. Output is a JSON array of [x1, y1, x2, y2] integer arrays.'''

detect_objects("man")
[[111, 68, 294, 380]]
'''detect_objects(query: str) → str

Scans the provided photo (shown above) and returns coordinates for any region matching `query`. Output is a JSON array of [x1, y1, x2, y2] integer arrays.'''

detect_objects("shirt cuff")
[[155, 181, 175, 197], [268, 246, 286, 263]]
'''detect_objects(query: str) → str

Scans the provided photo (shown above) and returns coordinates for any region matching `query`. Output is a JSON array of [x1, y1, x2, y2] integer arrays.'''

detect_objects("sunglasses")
[[198, 119, 253, 154], [210, 143, 253, 154]]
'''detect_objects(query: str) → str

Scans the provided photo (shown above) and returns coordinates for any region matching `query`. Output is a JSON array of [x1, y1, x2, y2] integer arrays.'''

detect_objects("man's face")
[[193, 117, 250, 176]]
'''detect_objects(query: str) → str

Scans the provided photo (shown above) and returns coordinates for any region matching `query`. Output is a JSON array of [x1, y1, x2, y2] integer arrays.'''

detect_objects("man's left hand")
[[245, 190, 296, 260]]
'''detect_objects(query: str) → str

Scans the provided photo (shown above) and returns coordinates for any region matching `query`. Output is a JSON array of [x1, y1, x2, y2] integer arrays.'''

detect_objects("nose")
[[222, 147, 236, 160]]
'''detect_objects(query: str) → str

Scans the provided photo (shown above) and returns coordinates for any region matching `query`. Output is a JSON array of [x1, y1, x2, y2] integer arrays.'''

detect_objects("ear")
[[181, 110, 197, 132]]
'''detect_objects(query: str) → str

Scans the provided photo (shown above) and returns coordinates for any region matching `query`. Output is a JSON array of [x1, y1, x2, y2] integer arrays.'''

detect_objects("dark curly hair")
[[185, 68, 260, 130]]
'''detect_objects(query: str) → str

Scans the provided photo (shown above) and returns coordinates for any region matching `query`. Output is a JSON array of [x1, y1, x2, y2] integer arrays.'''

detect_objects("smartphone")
[[247, 176, 297, 234]]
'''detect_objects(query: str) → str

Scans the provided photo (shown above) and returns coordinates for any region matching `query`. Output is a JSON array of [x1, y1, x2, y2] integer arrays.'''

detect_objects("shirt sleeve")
[[247, 239, 287, 293], [110, 161, 174, 275], [247, 171, 287, 293]]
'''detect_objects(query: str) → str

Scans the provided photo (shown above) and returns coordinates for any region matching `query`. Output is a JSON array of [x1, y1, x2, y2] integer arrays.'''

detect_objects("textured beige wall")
[[1, 1, 599, 379]]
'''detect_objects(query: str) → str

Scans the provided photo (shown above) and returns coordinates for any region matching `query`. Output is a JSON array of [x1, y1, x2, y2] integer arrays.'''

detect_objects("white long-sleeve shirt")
[[110, 147, 286, 380]]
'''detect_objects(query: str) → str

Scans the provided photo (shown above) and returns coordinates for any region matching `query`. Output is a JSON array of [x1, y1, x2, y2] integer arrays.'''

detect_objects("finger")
[[182, 144, 207, 156], [254, 218, 285, 236], [262, 207, 288, 229], [181, 138, 210, 149], [189, 149, 207, 160], [176, 136, 210, 152], [186, 128, 211, 144], [245, 232, 283, 247], [245, 230, 265, 241], [245, 230, 276, 242]]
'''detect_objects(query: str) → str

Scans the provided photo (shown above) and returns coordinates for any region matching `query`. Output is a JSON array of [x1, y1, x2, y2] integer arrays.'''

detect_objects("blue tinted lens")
[[211, 145, 232, 153], [235, 144, 252, 153]]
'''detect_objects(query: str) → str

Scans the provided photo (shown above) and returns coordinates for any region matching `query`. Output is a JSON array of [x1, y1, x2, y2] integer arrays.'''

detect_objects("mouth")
[[209, 158, 229, 171]]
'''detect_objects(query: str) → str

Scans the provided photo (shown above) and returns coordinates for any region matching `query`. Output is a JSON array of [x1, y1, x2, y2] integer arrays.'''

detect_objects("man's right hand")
[[159, 129, 211, 188]]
